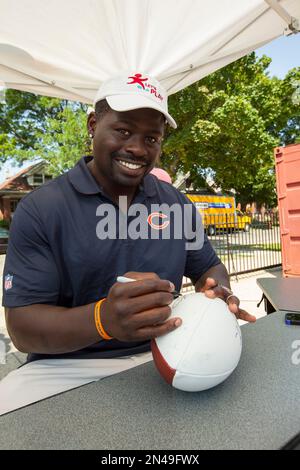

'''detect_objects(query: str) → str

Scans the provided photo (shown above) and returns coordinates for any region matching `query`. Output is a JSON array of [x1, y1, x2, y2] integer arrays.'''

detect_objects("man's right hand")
[[100, 272, 182, 342]]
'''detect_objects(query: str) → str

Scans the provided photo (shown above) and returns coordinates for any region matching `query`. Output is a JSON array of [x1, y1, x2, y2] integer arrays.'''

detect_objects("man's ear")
[[87, 111, 97, 137]]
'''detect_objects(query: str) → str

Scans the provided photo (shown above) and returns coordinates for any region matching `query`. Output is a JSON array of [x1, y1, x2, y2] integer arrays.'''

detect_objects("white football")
[[151, 292, 242, 392]]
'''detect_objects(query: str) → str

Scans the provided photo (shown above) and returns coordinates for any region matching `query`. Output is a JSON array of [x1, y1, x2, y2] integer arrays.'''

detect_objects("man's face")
[[88, 107, 165, 191]]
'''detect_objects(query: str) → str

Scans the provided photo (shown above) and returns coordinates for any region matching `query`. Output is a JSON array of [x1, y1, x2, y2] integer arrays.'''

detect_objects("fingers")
[[110, 301, 181, 341], [204, 288, 218, 298], [125, 291, 174, 316], [226, 295, 256, 322], [201, 278, 231, 300], [104, 272, 181, 342], [200, 277, 217, 292], [134, 317, 182, 341], [130, 306, 173, 328], [235, 309, 256, 323], [202, 283, 257, 323], [227, 301, 256, 323], [114, 277, 175, 298], [203, 284, 225, 299], [226, 295, 240, 310], [123, 271, 160, 281]]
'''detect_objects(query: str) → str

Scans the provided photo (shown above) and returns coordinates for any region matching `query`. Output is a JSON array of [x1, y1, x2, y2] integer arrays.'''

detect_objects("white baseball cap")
[[93, 73, 177, 129]]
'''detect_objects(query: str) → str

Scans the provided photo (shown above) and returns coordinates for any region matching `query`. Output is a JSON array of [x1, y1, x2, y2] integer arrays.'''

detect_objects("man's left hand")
[[199, 277, 256, 323]]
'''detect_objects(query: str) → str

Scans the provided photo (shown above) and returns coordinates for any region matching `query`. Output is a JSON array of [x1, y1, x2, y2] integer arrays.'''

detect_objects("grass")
[[253, 243, 281, 251], [212, 243, 281, 252]]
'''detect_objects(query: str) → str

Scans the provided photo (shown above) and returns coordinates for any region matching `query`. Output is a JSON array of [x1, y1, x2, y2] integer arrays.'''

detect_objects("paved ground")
[[230, 267, 281, 324], [0, 253, 282, 379]]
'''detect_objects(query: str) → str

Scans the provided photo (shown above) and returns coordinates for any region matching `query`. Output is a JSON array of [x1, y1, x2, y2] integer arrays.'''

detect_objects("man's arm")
[[5, 272, 181, 354], [5, 303, 99, 354], [194, 262, 231, 292]]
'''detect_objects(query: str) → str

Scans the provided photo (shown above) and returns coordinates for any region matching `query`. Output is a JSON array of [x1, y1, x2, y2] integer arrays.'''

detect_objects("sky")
[[0, 33, 300, 184], [255, 32, 300, 78]]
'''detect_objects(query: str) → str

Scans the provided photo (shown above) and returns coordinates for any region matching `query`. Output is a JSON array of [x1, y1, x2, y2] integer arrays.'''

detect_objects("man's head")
[[93, 73, 176, 129], [87, 73, 176, 196]]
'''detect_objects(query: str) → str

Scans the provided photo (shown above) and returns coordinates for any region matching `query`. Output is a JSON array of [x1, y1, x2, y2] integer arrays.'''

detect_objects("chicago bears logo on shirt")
[[147, 212, 170, 230]]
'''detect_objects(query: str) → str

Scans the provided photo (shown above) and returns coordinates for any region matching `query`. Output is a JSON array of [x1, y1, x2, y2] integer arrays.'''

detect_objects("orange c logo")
[[147, 212, 170, 230]]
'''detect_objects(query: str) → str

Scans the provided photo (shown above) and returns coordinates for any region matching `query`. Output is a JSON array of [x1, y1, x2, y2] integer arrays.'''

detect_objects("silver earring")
[[89, 133, 93, 139]]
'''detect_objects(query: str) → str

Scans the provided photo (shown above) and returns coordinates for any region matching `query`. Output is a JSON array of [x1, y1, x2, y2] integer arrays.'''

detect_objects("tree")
[[0, 91, 90, 172], [33, 102, 91, 176], [0, 53, 299, 205], [162, 53, 300, 206]]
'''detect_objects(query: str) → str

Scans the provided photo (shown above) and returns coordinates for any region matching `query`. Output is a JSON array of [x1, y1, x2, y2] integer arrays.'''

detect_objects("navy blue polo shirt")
[[2, 156, 220, 362]]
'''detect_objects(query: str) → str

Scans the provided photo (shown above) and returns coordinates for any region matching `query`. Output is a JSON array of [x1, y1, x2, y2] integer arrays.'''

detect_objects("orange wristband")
[[94, 298, 113, 340]]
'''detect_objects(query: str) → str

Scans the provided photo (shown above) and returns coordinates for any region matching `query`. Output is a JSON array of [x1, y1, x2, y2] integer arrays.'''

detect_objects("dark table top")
[[1, 311, 300, 450], [257, 277, 300, 312]]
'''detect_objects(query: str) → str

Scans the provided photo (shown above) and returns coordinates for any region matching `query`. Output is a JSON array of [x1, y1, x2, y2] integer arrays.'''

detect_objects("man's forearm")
[[194, 262, 231, 292], [5, 302, 102, 354]]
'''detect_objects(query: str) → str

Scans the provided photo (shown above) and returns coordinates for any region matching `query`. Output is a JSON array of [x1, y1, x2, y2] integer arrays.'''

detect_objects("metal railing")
[[182, 211, 281, 290], [0, 238, 8, 255], [1, 212, 282, 282]]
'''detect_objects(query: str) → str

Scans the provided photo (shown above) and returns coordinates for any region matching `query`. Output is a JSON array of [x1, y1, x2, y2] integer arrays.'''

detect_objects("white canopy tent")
[[0, 0, 299, 103]]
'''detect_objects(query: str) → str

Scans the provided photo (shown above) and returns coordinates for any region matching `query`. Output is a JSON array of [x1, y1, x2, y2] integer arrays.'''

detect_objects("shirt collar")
[[68, 156, 102, 195], [68, 156, 157, 198], [139, 173, 157, 198]]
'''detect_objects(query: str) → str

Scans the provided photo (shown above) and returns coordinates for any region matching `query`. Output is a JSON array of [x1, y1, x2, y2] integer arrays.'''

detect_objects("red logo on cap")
[[127, 73, 148, 90], [127, 73, 163, 102]]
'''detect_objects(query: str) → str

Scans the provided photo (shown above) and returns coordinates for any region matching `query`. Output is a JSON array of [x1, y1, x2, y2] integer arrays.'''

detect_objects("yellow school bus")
[[185, 193, 251, 235]]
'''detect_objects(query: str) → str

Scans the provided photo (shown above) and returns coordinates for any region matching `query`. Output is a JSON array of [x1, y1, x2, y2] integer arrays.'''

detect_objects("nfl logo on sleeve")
[[4, 274, 13, 291]]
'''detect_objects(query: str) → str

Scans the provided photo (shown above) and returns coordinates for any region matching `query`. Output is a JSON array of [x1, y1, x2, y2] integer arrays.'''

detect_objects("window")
[[10, 199, 19, 213], [33, 174, 43, 184], [28, 171, 53, 186]]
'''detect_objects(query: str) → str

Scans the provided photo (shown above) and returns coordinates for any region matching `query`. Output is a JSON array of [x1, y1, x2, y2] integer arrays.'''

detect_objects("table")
[[0, 311, 300, 450], [257, 277, 300, 313]]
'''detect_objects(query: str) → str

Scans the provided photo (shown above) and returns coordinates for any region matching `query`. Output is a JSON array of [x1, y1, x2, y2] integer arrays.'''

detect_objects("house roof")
[[0, 161, 45, 192]]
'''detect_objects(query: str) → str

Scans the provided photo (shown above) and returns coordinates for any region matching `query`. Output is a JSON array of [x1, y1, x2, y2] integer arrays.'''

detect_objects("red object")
[[275, 144, 300, 278], [150, 168, 172, 184], [151, 339, 175, 386]]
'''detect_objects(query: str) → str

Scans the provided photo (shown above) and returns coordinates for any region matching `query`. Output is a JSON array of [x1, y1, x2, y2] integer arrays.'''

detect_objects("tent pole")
[[0, 62, 93, 103], [264, 0, 300, 34]]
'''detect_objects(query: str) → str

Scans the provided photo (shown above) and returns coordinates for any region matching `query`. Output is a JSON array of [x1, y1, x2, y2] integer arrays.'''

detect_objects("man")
[[0, 73, 255, 415]]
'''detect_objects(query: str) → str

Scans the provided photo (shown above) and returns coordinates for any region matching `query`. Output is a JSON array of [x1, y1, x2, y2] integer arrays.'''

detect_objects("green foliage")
[[0, 52, 299, 206], [0, 91, 91, 173], [162, 53, 300, 206], [34, 104, 91, 176], [0, 219, 10, 229]]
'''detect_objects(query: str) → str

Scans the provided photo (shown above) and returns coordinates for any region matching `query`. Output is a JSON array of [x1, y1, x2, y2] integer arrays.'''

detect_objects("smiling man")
[[0, 73, 255, 415], [87, 104, 165, 207]]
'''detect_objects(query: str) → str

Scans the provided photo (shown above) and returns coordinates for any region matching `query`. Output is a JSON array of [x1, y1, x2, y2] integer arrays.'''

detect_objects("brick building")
[[0, 162, 52, 222]]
